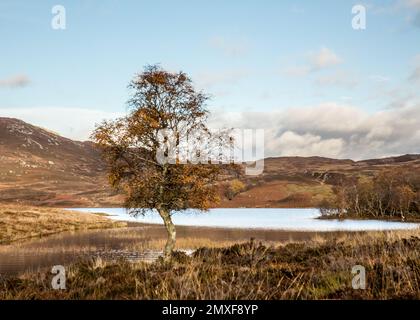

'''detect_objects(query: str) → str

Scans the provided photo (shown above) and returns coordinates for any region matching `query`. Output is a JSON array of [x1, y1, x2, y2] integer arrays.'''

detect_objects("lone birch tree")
[[93, 65, 227, 260]]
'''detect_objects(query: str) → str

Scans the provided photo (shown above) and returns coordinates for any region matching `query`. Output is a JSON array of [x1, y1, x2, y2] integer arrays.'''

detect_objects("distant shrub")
[[225, 179, 246, 200]]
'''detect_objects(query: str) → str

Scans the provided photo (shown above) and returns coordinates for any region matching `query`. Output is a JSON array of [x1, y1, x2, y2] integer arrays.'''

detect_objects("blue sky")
[[1, 0, 420, 159]]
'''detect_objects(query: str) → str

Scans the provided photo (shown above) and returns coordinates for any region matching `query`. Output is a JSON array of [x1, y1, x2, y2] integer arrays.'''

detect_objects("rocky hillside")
[[0, 117, 120, 206]]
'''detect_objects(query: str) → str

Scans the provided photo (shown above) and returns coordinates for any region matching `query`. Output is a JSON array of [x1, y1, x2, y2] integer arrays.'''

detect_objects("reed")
[[1, 228, 419, 300]]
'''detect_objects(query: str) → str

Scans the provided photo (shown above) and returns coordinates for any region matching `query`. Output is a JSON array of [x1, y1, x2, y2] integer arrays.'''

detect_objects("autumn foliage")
[[225, 179, 246, 200], [93, 65, 226, 259], [321, 169, 420, 220]]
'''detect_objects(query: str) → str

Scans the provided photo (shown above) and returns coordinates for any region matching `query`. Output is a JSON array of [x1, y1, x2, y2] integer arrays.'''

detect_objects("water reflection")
[[0, 224, 318, 276], [2, 207, 419, 277]]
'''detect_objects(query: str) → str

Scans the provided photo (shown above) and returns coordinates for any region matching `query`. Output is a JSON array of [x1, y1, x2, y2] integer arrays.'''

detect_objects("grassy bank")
[[0, 205, 126, 244], [1, 229, 419, 299]]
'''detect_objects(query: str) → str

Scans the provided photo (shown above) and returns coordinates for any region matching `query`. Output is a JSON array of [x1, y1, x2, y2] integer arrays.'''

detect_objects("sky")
[[1, 0, 420, 160]]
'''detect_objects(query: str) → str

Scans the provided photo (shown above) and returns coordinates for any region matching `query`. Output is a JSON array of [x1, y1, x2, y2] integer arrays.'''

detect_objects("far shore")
[[0, 204, 126, 245], [318, 213, 420, 223], [64, 205, 420, 222]]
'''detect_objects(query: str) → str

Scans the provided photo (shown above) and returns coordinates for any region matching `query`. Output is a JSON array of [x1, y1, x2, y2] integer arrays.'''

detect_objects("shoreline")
[[2, 204, 419, 248], [74, 207, 420, 232], [0, 205, 127, 246], [318, 213, 420, 223]]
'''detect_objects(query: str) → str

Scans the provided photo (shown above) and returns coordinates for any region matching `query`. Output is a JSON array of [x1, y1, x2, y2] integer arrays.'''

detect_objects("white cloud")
[[285, 47, 342, 77], [0, 107, 122, 141], [280, 103, 366, 135], [0, 74, 30, 88], [310, 47, 342, 70], [209, 102, 420, 160], [274, 131, 344, 158]]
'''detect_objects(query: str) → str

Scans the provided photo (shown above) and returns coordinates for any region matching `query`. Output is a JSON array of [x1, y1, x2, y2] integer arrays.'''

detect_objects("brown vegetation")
[[0, 117, 120, 207], [0, 205, 126, 244], [1, 230, 419, 299], [224, 179, 246, 200], [321, 169, 420, 220]]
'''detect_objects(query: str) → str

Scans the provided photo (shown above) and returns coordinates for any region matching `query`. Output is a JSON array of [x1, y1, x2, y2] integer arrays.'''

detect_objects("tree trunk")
[[158, 208, 176, 261]]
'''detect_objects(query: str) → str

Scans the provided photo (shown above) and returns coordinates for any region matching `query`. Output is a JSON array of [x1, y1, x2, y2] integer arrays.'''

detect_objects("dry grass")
[[0, 205, 126, 244], [126, 237, 245, 252], [1, 228, 419, 300]]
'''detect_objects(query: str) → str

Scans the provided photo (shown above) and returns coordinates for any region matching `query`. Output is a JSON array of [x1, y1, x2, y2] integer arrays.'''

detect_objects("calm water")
[[0, 224, 318, 276], [72, 208, 420, 232]]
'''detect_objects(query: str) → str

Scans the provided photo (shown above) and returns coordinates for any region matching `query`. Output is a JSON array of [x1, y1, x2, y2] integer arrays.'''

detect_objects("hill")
[[218, 155, 420, 208], [1, 117, 419, 208], [0, 117, 120, 206]]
